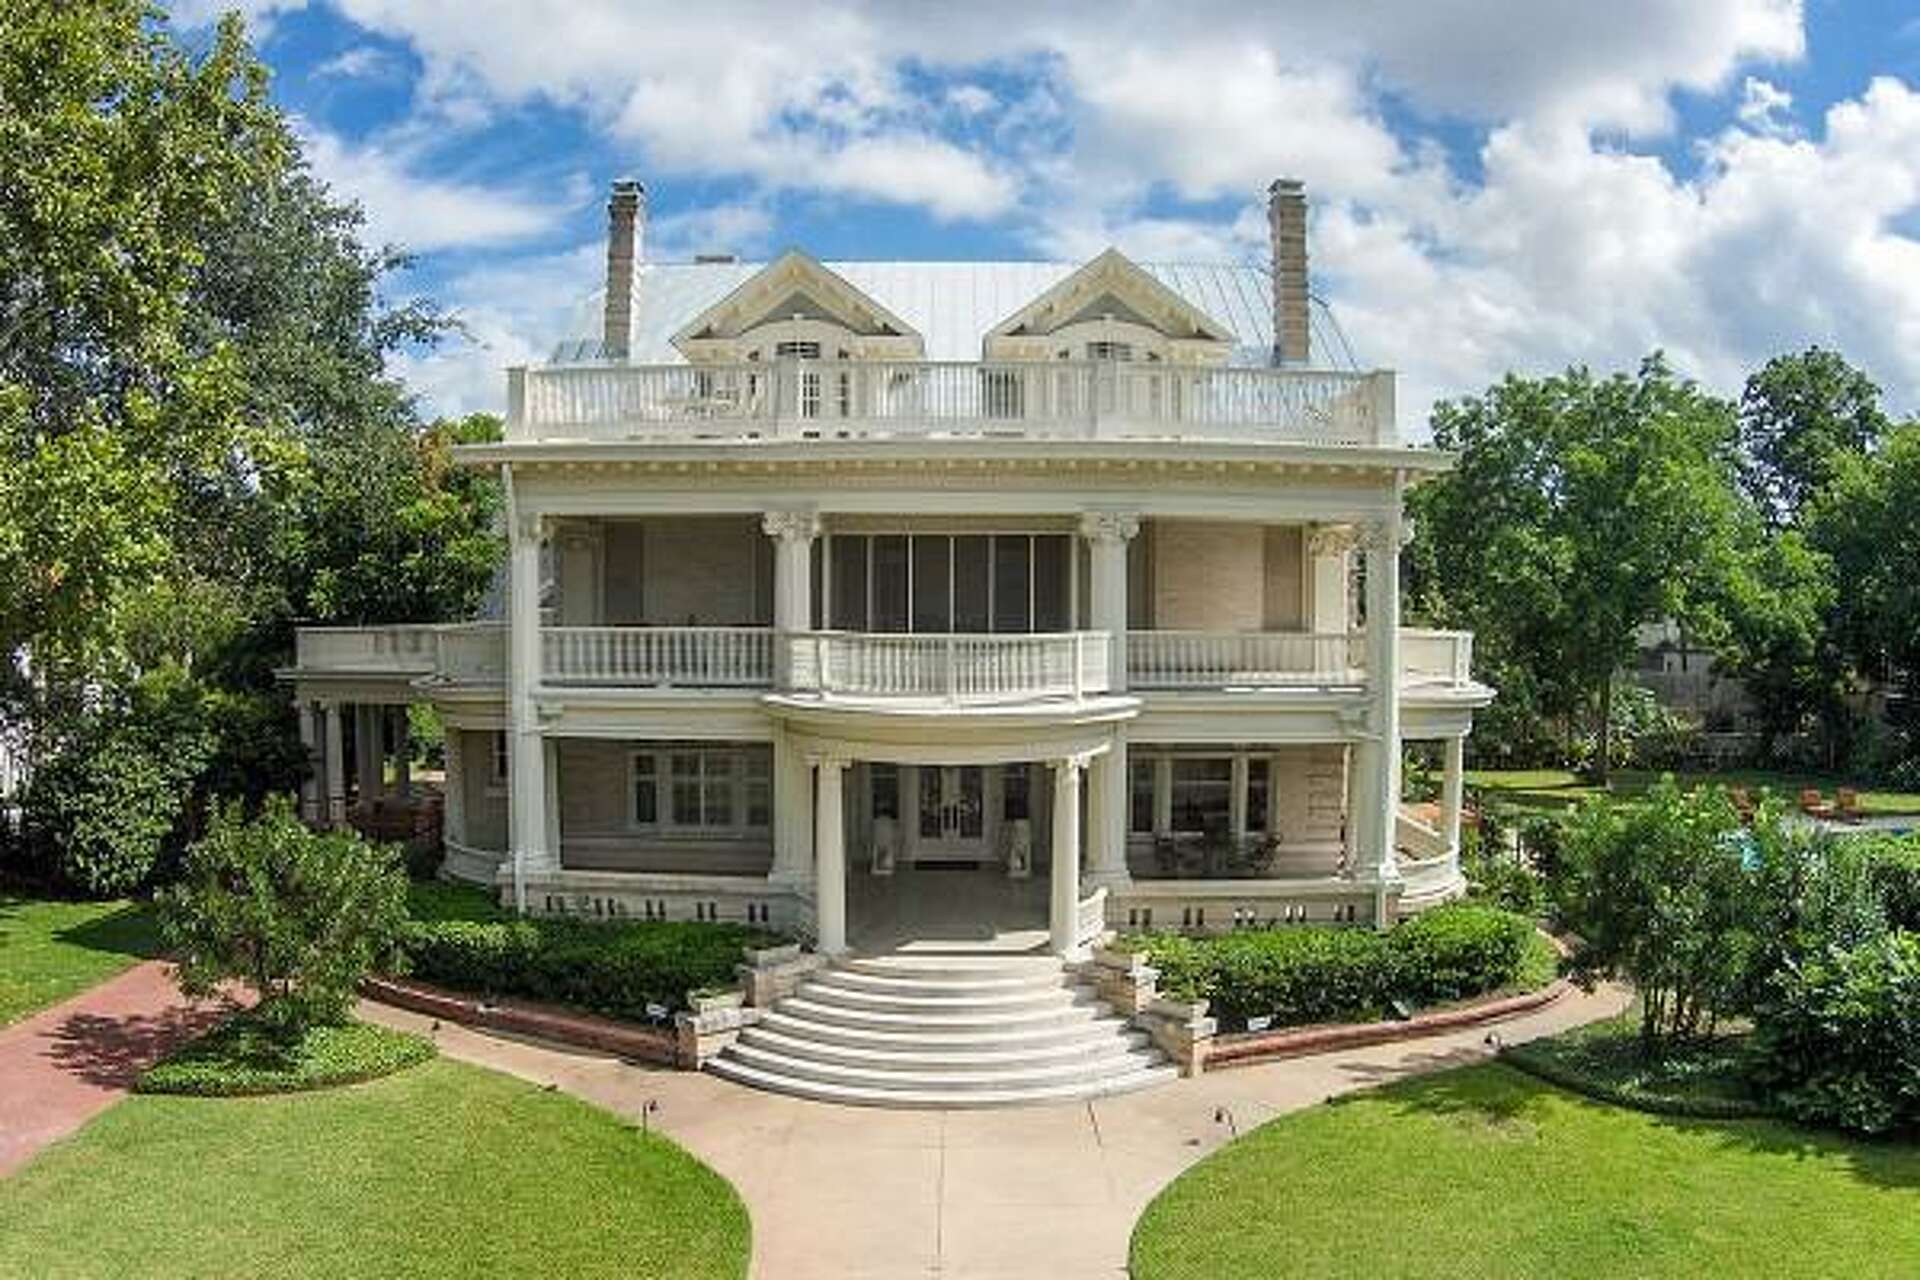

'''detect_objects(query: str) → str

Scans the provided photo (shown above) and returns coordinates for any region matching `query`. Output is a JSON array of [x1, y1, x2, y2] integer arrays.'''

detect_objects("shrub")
[[160, 796, 409, 1033], [1130, 904, 1538, 1029], [1750, 932, 1920, 1135], [400, 915, 778, 1018], [1554, 779, 1756, 1054], [1860, 834, 1920, 932], [1389, 904, 1536, 1003]]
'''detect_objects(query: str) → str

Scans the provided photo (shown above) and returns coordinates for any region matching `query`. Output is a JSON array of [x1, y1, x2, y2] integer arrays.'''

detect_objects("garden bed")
[[138, 1011, 434, 1096], [1500, 1008, 1774, 1120], [362, 973, 679, 1066]]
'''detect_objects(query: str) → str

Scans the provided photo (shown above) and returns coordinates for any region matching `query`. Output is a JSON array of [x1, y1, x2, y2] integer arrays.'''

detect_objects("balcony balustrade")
[[506, 359, 1396, 448], [784, 630, 1111, 706], [294, 622, 1474, 700]]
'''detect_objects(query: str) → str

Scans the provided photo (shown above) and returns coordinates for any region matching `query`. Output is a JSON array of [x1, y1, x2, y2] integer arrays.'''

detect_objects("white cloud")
[[1736, 76, 1798, 136], [297, 123, 571, 252], [313, 45, 402, 81]]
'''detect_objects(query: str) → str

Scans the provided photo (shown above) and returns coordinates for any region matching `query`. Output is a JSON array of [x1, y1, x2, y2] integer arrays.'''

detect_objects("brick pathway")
[[0, 961, 240, 1178]]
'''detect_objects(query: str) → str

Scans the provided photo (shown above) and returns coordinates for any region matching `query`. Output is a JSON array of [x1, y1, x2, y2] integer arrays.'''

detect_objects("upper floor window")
[[773, 340, 822, 359], [1086, 340, 1133, 361]]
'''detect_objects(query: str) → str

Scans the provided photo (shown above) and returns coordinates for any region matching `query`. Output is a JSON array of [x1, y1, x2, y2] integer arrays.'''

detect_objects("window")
[[870, 764, 900, 820], [773, 340, 821, 358], [1170, 758, 1233, 835], [1129, 760, 1155, 834], [1003, 766, 1031, 821], [490, 732, 509, 787], [1087, 340, 1133, 361], [1246, 758, 1270, 834], [630, 747, 771, 834]]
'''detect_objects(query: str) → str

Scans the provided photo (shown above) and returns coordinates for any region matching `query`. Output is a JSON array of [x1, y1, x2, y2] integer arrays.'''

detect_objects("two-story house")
[[280, 178, 1492, 1102]]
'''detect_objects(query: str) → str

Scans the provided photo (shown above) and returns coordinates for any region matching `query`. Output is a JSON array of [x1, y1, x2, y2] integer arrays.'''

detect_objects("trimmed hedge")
[[1131, 904, 1542, 1028], [399, 915, 780, 1019]]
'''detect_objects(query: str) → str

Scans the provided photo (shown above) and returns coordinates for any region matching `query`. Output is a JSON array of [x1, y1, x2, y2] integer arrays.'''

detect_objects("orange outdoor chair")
[[1835, 787, 1866, 823], [1798, 788, 1836, 820]]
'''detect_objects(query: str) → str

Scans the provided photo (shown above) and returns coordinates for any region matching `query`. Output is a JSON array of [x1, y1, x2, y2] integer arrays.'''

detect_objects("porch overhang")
[[763, 692, 1139, 765]]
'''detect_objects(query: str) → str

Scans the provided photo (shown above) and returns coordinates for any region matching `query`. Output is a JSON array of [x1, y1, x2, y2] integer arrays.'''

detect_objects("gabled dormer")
[[984, 249, 1234, 366], [673, 250, 924, 364]]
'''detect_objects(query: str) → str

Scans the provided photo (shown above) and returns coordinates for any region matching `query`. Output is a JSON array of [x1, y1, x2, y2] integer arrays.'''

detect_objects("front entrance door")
[[912, 765, 992, 863]]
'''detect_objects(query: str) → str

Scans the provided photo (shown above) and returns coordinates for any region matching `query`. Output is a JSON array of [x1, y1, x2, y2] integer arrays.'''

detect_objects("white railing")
[[541, 626, 773, 686], [1400, 629, 1474, 687], [294, 625, 444, 673], [435, 623, 506, 681], [1076, 886, 1110, 949], [1127, 631, 1362, 688], [1397, 849, 1465, 904], [1395, 808, 1449, 858], [786, 631, 1111, 704], [508, 359, 1395, 447]]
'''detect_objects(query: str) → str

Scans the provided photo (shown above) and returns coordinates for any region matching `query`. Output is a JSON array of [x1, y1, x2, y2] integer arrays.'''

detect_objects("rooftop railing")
[[506, 359, 1396, 448]]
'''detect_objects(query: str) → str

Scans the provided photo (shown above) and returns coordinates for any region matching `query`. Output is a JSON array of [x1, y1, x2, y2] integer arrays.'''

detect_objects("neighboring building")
[[280, 178, 1493, 1101], [1633, 619, 1756, 735]]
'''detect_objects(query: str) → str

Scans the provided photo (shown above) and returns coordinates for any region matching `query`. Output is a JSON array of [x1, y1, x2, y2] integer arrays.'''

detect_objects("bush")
[[400, 915, 778, 1018], [138, 1011, 433, 1096], [1554, 779, 1756, 1053], [1750, 932, 1920, 1135], [1131, 904, 1540, 1029], [160, 796, 409, 1032], [1860, 834, 1920, 932]]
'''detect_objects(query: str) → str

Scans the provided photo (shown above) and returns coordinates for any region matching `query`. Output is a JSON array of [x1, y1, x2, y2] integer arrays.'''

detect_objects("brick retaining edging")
[[1204, 978, 1571, 1071], [360, 976, 679, 1067]]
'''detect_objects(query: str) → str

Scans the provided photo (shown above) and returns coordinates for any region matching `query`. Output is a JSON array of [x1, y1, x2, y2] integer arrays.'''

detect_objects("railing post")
[[945, 635, 958, 705]]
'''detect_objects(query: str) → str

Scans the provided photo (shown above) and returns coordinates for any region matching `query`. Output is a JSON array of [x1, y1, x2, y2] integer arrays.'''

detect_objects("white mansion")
[[283, 179, 1491, 1100]]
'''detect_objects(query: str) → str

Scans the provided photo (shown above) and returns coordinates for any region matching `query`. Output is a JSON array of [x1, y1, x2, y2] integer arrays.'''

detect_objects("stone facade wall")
[[456, 728, 508, 851], [1147, 519, 1305, 632], [593, 516, 773, 626]]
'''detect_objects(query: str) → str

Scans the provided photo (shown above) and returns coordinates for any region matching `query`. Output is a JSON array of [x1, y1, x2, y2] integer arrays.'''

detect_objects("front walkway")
[[0, 961, 240, 1178], [361, 981, 1629, 1280]]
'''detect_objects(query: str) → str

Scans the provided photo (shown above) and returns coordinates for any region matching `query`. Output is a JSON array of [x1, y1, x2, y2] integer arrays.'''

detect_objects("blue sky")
[[175, 2, 1920, 430]]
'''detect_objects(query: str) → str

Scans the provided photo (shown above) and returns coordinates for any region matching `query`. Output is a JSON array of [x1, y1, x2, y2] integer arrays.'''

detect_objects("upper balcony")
[[505, 359, 1398, 449]]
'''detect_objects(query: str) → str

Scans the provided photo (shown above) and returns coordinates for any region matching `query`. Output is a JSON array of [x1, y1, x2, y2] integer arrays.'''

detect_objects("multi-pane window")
[[630, 747, 770, 834], [1130, 753, 1277, 838], [825, 532, 1071, 633], [490, 732, 510, 787], [1170, 758, 1233, 835], [1129, 760, 1155, 834], [1246, 759, 1271, 834]]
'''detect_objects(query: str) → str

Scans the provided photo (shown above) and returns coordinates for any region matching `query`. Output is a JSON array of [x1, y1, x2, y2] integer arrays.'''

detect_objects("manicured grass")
[[0, 895, 161, 1026], [1131, 1063, 1920, 1279], [1468, 768, 1920, 818], [0, 1057, 750, 1279], [1500, 1006, 1770, 1119], [138, 1012, 435, 1096], [405, 877, 508, 922]]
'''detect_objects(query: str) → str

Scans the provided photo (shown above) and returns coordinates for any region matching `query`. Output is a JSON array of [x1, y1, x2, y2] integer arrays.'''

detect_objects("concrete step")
[[721, 1038, 1170, 1094], [736, 1024, 1154, 1072], [775, 993, 1107, 1033], [840, 954, 1065, 980], [706, 1054, 1181, 1110], [819, 967, 1077, 998], [753, 1008, 1145, 1053], [796, 977, 1093, 1016]]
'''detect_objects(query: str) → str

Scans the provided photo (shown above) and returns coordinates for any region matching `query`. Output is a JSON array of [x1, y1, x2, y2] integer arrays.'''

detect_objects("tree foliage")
[[1738, 347, 1890, 530]]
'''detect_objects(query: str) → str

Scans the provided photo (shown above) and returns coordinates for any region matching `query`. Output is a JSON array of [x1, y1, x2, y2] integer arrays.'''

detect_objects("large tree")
[[1, 2, 500, 892], [1409, 356, 1786, 782], [1737, 348, 1890, 530]]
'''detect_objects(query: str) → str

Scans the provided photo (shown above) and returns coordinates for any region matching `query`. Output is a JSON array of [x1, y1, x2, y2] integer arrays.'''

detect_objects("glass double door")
[[912, 765, 991, 862]]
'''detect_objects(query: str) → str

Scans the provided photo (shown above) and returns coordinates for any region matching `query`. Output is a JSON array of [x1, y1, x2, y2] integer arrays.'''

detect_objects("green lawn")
[[1132, 1063, 1920, 1279], [0, 1057, 749, 1279], [1467, 768, 1920, 818], [0, 896, 161, 1026]]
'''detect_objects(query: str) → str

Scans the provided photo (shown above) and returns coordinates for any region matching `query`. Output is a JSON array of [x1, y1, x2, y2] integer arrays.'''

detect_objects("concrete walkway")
[[362, 981, 1628, 1280], [0, 961, 240, 1178]]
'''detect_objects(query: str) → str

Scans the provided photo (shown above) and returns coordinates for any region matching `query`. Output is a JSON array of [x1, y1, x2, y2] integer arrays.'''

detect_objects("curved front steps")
[[708, 952, 1176, 1108]]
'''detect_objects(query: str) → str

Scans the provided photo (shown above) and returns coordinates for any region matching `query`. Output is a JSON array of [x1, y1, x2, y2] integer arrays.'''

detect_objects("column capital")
[[806, 752, 848, 772], [1049, 753, 1092, 784], [763, 509, 822, 543], [1306, 522, 1360, 557], [1357, 515, 1405, 553], [513, 509, 546, 543], [1078, 509, 1140, 545]]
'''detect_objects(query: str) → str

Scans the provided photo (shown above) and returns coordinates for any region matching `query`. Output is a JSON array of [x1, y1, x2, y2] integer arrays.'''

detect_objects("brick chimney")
[[602, 178, 646, 360], [1268, 178, 1310, 366]]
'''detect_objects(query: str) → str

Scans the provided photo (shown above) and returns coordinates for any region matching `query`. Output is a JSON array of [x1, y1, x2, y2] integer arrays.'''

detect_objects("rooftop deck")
[[506, 359, 1397, 448]]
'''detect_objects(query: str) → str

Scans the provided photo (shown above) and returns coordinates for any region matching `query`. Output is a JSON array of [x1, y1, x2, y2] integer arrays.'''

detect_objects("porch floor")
[[846, 866, 1050, 954]]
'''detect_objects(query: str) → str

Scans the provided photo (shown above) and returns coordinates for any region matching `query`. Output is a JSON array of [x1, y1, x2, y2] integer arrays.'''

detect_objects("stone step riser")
[[722, 1041, 1170, 1093], [795, 981, 1099, 1016], [754, 1011, 1143, 1054], [706, 1056, 1182, 1110], [737, 1026, 1154, 1073], [775, 995, 1106, 1033], [819, 970, 1079, 998]]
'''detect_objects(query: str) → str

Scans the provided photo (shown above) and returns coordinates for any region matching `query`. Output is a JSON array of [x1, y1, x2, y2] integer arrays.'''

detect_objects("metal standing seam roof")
[[550, 259, 1359, 369]]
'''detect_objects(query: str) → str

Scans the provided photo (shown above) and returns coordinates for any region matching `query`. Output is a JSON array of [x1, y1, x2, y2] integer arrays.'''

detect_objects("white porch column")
[[764, 509, 820, 689], [1267, 751, 1287, 840], [543, 738, 562, 868], [1355, 495, 1405, 888], [1085, 731, 1131, 888], [297, 703, 321, 823], [392, 707, 411, 799], [1441, 735, 1466, 856], [1152, 756, 1173, 837], [321, 700, 347, 828], [354, 704, 382, 806], [1307, 524, 1358, 636], [769, 732, 813, 890], [442, 728, 468, 847], [1079, 510, 1139, 691], [813, 756, 848, 954], [507, 494, 551, 913], [1049, 756, 1086, 956]]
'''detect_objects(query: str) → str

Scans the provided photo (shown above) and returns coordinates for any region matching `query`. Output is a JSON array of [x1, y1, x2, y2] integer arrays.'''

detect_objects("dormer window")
[[1086, 340, 1133, 362], [775, 340, 822, 359]]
